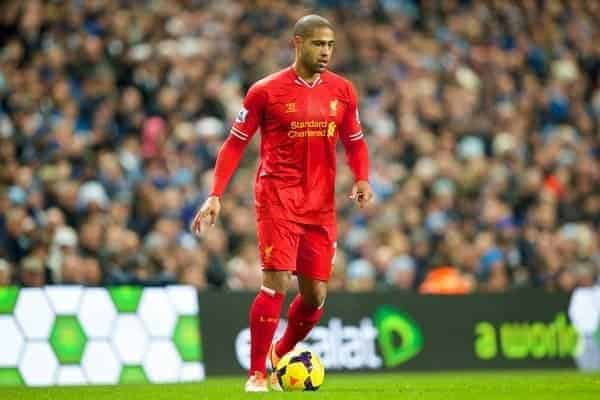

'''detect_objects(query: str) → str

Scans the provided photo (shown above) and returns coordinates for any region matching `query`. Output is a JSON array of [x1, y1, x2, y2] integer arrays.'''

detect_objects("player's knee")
[[263, 270, 292, 293], [302, 288, 327, 309]]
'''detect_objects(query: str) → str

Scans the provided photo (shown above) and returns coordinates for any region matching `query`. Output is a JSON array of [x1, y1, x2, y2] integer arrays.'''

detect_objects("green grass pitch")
[[1, 371, 599, 400]]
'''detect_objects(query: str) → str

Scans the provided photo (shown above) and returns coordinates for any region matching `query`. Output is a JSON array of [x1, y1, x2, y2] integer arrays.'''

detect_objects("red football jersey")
[[226, 66, 367, 225]]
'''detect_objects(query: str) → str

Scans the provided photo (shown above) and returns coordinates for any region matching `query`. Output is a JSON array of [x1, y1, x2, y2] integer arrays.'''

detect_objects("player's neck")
[[292, 62, 320, 83]]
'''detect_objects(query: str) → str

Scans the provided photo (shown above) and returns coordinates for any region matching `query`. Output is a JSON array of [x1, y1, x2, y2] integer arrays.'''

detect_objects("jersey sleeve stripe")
[[349, 134, 364, 141], [230, 130, 248, 141], [231, 126, 249, 137], [349, 131, 363, 138]]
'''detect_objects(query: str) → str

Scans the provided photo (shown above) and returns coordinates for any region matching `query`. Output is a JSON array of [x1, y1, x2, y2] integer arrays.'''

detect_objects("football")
[[275, 348, 325, 391]]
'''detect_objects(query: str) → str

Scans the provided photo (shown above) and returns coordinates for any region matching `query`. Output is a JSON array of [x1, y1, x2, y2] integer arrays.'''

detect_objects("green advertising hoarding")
[[199, 290, 578, 375], [0, 286, 204, 386]]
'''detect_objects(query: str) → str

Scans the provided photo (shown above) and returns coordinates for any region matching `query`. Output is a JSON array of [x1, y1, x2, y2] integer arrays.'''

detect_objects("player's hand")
[[349, 180, 373, 209], [190, 195, 221, 236]]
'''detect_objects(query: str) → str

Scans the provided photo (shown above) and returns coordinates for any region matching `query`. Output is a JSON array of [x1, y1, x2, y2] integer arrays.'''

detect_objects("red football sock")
[[249, 286, 284, 376], [275, 294, 323, 357]]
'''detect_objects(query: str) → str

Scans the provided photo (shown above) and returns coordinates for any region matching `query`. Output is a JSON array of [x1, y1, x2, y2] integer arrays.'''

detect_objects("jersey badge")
[[329, 99, 338, 116], [264, 245, 273, 262], [327, 122, 336, 137]]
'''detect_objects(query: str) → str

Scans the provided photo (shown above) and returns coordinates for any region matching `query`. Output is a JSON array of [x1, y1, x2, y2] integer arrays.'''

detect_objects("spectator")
[[19, 256, 46, 287], [386, 255, 417, 290], [346, 259, 376, 292], [0, 259, 12, 285]]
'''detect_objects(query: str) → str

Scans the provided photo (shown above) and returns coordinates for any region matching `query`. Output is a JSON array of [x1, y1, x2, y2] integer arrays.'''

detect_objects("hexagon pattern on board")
[[173, 315, 202, 362], [0, 286, 19, 314], [0, 368, 24, 386], [0, 286, 204, 387], [45, 286, 83, 315], [139, 288, 177, 338], [82, 340, 121, 384], [77, 288, 117, 339], [109, 286, 143, 313], [112, 315, 149, 364], [167, 286, 198, 315], [50, 316, 87, 364], [56, 366, 86, 386], [180, 362, 205, 382], [119, 365, 148, 384], [19, 342, 58, 387], [143, 340, 181, 383], [15, 289, 55, 340], [0, 316, 24, 367]]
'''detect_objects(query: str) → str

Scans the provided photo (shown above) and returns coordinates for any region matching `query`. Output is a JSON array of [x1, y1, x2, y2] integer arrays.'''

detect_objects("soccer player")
[[191, 14, 372, 392]]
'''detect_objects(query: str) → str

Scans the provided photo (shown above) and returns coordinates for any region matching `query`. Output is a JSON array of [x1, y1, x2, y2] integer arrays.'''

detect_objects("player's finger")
[[208, 211, 217, 227], [192, 208, 208, 235], [196, 212, 205, 232], [191, 216, 200, 235], [349, 185, 358, 200], [358, 193, 366, 208], [358, 191, 372, 208]]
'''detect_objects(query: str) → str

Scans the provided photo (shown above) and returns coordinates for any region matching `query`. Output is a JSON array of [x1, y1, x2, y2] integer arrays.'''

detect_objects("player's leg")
[[246, 219, 301, 391], [274, 276, 326, 359], [249, 270, 290, 377], [274, 224, 335, 359], [246, 270, 289, 391]]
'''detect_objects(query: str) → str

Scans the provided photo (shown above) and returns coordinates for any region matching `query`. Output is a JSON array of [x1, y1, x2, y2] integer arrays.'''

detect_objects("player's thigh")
[[296, 224, 337, 281], [257, 218, 303, 271]]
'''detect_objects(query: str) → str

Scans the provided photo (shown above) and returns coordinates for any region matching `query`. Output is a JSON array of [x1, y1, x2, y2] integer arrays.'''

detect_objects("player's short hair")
[[293, 15, 333, 38]]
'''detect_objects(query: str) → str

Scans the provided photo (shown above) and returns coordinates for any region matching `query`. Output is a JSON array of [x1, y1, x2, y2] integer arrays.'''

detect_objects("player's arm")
[[339, 83, 372, 208], [191, 84, 266, 235]]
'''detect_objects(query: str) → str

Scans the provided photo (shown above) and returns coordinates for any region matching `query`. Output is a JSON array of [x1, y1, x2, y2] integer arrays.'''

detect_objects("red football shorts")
[[257, 218, 337, 281]]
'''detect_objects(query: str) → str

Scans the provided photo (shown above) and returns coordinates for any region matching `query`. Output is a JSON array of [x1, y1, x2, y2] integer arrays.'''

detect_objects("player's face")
[[299, 27, 335, 73]]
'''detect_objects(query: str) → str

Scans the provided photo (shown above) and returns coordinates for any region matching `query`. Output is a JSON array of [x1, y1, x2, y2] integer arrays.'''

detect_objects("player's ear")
[[293, 35, 303, 48]]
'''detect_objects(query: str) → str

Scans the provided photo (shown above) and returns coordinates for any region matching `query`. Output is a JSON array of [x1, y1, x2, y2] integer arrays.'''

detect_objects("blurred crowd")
[[0, 0, 598, 293]]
